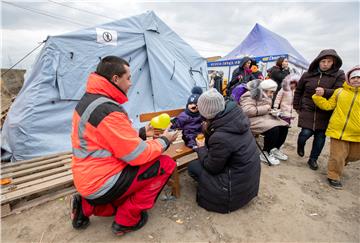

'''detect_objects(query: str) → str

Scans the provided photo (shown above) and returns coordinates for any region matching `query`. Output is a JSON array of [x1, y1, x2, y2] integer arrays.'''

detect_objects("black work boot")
[[328, 178, 343, 189], [307, 158, 318, 170], [70, 194, 90, 229], [112, 211, 148, 236], [297, 140, 305, 157]]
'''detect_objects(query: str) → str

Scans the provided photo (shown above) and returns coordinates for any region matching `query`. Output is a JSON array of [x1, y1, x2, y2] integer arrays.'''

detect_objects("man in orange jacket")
[[70, 56, 178, 236]]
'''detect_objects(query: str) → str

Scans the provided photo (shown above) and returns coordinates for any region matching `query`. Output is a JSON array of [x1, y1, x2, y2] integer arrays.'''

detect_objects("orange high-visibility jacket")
[[71, 73, 168, 198]]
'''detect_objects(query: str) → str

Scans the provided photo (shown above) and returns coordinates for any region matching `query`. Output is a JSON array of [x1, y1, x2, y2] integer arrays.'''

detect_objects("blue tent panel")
[[2, 11, 208, 161]]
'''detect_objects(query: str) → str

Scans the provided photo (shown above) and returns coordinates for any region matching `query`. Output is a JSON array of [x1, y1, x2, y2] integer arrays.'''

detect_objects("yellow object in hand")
[[150, 113, 171, 129]]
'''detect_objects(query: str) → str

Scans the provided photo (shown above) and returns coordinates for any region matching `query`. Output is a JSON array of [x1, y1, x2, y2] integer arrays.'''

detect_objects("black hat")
[[187, 86, 203, 105]]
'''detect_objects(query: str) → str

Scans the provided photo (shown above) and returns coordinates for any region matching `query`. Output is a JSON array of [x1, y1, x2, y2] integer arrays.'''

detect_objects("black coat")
[[195, 101, 261, 213], [293, 49, 345, 130], [227, 57, 256, 95], [268, 66, 290, 92]]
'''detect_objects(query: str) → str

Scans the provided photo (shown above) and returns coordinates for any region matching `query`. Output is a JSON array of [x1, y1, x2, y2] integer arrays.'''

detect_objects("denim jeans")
[[297, 128, 326, 160], [187, 159, 202, 182]]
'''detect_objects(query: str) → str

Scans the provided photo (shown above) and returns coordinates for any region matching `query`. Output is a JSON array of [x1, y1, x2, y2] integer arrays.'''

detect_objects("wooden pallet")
[[1, 152, 75, 217]]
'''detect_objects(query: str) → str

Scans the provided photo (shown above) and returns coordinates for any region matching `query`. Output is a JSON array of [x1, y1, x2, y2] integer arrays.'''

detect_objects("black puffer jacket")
[[195, 101, 261, 213]]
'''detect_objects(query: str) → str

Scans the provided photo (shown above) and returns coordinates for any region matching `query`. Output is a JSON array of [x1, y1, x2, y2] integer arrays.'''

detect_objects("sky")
[[1, 0, 359, 72]]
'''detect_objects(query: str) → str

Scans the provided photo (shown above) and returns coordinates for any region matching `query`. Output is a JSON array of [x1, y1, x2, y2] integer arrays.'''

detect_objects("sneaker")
[[307, 158, 318, 170], [328, 178, 343, 189], [260, 151, 280, 165], [70, 194, 90, 229], [270, 148, 288, 161], [297, 141, 305, 157], [112, 211, 148, 236]]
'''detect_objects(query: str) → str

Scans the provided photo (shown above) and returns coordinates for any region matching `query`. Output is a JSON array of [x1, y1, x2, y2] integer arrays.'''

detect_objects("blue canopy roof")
[[219, 23, 309, 69]]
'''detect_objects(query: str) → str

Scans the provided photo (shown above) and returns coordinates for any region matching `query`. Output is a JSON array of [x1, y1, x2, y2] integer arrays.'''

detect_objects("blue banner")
[[207, 54, 288, 67]]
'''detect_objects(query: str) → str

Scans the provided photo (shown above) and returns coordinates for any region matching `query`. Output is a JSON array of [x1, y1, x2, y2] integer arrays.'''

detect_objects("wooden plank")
[[139, 108, 184, 122], [1, 171, 72, 195], [3, 164, 71, 186], [1, 154, 72, 174], [1, 158, 71, 179], [1, 174, 74, 204], [163, 142, 194, 160], [1, 187, 76, 218], [1, 152, 72, 169]]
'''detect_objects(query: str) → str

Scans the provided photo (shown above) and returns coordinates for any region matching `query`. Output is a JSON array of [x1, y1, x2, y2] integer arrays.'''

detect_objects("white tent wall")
[[2, 11, 208, 161]]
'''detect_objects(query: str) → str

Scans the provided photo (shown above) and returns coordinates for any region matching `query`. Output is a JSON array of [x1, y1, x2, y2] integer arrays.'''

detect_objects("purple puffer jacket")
[[171, 111, 203, 148], [231, 83, 247, 103]]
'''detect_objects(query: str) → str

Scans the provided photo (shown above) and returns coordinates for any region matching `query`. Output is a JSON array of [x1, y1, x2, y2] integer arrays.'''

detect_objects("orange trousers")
[[328, 138, 360, 181]]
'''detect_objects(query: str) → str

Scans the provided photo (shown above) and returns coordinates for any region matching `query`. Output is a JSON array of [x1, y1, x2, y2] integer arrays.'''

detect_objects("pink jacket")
[[274, 74, 300, 118]]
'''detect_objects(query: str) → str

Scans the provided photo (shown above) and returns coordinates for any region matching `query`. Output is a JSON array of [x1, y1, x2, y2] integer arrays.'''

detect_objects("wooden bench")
[[139, 108, 197, 198]]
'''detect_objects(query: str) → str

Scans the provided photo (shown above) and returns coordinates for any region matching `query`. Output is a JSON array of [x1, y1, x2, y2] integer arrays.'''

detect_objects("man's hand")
[[145, 123, 154, 137], [315, 87, 325, 96], [162, 127, 179, 143]]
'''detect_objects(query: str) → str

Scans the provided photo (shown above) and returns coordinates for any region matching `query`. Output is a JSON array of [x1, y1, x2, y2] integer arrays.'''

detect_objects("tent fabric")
[[2, 11, 208, 161], [219, 23, 309, 69]]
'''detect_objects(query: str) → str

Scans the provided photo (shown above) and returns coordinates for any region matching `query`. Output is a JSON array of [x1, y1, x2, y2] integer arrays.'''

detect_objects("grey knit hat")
[[197, 88, 225, 119]]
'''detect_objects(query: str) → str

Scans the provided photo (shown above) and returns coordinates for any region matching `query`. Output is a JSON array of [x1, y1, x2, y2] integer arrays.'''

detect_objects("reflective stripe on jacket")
[[71, 73, 167, 198]]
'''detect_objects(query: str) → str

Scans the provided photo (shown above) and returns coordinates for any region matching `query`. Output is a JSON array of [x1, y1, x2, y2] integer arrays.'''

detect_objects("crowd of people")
[[69, 51, 359, 236]]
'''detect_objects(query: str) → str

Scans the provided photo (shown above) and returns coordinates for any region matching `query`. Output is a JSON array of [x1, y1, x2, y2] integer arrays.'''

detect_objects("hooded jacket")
[[195, 101, 261, 213], [312, 66, 360, 142], [293, 49, 345, 130], [227, 57, 256, 95], [239, 80, 288, 135], [71, 73, 169, 198], [274, 73, 300, 118]]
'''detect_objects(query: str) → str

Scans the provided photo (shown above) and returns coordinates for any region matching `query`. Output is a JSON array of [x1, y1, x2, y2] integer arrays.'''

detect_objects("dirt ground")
[[1, 124, 360, 242]]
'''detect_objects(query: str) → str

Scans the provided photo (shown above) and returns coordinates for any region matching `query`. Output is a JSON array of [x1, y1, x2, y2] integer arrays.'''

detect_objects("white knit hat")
[[197, 88, 225, 119], [260, 79, 278, 91]]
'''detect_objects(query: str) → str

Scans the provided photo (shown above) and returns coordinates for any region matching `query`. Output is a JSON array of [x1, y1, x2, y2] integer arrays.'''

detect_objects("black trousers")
[[262, 126, 289, 153]]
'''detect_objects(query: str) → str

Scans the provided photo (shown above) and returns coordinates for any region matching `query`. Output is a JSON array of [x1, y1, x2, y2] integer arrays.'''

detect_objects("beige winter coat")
[[239, 91, 288, 135]]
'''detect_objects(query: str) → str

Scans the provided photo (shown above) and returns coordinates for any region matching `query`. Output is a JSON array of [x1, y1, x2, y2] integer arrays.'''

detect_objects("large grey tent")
[[2, 11, 208, 161]]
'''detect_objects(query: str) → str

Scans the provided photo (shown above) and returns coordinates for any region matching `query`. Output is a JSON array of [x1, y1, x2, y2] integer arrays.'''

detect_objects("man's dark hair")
[[96, 56, 129, 81], [276, 57, 286, 68]]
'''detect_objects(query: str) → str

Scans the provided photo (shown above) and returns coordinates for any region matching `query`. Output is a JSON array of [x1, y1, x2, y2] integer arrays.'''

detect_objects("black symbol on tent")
[[103, 32, 112, 42]]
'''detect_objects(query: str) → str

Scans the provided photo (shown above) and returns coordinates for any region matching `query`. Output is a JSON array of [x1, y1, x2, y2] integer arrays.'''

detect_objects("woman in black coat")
[[188, 88, 261, 213], [268, 57, 290, 106]]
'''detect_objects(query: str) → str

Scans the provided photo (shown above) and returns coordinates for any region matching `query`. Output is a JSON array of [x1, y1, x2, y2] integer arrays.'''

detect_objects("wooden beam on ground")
[[1, 171, 72, 194], [1, 152, 72, 169], [3, 164, 71, 186], [1, 187, 76, 218], [1, 174, 73, 204], [1, 154, 72, 174], [1, 158, 71, 179]]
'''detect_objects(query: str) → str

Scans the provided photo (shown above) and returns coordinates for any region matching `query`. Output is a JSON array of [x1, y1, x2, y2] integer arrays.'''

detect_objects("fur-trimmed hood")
[[246, 79, 262, 100], [282, 73, 301, 91]]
